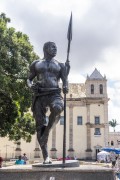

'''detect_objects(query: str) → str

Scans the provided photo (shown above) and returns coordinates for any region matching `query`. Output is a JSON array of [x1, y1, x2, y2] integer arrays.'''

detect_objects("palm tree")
[[109, 119, 117, 132]]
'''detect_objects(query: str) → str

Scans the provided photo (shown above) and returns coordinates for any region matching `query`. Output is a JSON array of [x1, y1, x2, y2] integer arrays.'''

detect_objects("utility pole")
[[4, 145, 10, 166]]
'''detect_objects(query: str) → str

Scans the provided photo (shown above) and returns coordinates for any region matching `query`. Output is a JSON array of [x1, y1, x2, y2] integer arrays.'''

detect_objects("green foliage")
[[0, 91, 18, 137], [0, 13, 39, 141], [109, 119, 117, 132], [8, 113, 36, 142]]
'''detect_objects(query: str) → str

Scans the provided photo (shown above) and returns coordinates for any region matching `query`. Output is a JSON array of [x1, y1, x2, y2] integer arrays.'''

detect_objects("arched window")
[[91, 84, 94, 94], [100, 84, 103, 94], [111, 141, 114, 146]]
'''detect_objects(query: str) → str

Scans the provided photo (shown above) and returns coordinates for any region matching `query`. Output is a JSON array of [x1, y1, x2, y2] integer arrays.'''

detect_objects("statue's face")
[[47, 43, 57, 57]]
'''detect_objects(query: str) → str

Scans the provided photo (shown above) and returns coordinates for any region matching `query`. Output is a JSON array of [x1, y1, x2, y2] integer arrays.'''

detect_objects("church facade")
[[0, 69, 110, 160], [48, 68, 109, 160]]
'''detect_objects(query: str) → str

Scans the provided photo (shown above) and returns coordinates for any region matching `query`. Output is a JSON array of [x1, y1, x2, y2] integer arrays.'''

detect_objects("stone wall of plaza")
[[0, 69, 111, 160], [0, 135, 38, 160]]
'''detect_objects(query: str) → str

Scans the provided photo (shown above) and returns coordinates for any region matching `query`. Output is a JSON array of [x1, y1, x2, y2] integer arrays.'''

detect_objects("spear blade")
[[67, 12, 72, 42], [67, 12, 72, 61]]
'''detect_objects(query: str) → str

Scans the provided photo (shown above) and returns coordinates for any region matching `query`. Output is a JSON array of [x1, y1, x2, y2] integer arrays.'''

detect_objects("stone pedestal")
[[15, 141, 21, 158], [86, 149, 92, 160], [50, 148, 57, 159], [34, 148, 40, 158], [0, 164, 115, 180], [32, 160, 79, 168], [68, 148, 74, 158]]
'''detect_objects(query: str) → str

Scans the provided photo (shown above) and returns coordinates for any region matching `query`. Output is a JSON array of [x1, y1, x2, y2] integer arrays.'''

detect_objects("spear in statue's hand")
[[66, 12, 72, 75], [63, 12, 72, 165], [67, 12, 72, 60]]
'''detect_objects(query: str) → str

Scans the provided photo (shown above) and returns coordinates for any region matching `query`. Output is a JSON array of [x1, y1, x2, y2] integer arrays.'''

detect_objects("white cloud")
[[37, 0, 92, 18], [94, 48, 120, 80], [69, 73, 85, 83]]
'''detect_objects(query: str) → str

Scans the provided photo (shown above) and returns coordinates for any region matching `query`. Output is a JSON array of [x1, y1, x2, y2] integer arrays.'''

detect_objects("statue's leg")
[[33, 97, 49, 162], [41, 96, 64, 146], [48, 95, 64, 131]]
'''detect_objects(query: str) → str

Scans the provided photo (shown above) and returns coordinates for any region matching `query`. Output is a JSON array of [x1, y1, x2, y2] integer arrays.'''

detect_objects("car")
[[57, 157, 72, 161]]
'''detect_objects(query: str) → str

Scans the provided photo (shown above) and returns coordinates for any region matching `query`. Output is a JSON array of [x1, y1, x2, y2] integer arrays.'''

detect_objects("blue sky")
[[1, 0, 120, 131]]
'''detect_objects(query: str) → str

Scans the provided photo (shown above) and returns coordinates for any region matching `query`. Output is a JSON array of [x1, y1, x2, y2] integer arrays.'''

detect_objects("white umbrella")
[[98, 151, 110, 155], [97, 151, 110, 162]]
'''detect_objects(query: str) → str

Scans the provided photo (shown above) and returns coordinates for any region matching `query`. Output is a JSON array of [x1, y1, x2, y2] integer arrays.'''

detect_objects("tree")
[[0, 13, 39, 142], [109, 119, 117, 132]]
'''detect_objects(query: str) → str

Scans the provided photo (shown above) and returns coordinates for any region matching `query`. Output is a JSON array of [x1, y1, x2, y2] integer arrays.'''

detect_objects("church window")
[[91, 84, 94, 94], [111, 141, 114, 146], [100, 84, 103, 94], [77, 116, 82, 125], [94, 128, 101, 135], [95, 116, 100, 124]]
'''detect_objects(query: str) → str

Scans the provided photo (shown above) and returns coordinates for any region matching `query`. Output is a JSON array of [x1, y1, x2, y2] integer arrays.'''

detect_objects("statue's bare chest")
[[35, 60, 61, 75]]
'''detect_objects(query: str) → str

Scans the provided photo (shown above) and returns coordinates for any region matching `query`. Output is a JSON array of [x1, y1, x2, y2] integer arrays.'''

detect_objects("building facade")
[[108, 132, 120, 148], [48, 68, 109, 160], [0, 68, 110, 160]]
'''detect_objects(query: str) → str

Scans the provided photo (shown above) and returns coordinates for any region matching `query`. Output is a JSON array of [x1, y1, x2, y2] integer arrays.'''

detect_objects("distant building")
[[108, 132, 120, 148], [0, 69, 111, 160]]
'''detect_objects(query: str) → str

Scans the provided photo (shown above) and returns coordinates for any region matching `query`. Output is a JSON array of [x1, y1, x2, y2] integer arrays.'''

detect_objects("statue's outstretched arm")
[[27, 60, 39, 91]]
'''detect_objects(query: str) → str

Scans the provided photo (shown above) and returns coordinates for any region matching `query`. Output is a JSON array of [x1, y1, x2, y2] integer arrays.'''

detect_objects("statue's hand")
[[31, 84, 39, 93], [63, 86, 69, 94], [65, 61, 70, 76]]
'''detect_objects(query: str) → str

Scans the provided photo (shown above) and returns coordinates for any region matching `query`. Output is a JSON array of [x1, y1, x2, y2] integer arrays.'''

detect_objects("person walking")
[[22, 153, 28, 164], [15, 155, 25, 165], [110, 151, 117, 168], [115, 154, 120, 180], [0, 157, 3, 168]]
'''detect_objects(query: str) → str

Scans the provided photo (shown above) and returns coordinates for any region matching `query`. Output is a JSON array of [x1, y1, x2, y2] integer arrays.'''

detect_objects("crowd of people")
[[0, 153, 28, 168], [115, 154, 120, 180], [15, 153, 28, 165], [110, 153, 120, 180], [98, 151, 120, 180]]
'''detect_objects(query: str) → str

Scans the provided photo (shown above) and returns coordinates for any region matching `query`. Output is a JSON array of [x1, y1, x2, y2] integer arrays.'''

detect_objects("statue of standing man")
[[27, 42, 70, 164]]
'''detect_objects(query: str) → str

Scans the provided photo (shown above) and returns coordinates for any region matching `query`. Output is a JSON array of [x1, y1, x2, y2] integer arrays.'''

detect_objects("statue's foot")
[[43, 157, 52, 164]]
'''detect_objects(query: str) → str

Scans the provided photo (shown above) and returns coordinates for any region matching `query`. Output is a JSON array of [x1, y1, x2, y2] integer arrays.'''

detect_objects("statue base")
[[32, 160, 79, 168], [0, 163, 114, 180]]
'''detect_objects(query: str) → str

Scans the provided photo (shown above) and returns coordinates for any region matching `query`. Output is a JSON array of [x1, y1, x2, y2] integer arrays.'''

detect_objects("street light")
[[4, 145, 10, 165], [10, 146, 15, 158]]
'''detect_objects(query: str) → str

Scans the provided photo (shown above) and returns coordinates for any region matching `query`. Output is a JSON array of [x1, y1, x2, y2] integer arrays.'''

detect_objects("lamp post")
[[11, 146, 15, 158], [4, 145, 10, 165]]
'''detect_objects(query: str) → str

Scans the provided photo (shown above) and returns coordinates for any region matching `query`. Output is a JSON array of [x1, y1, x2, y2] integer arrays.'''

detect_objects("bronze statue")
[[27, 42, 70, 164]]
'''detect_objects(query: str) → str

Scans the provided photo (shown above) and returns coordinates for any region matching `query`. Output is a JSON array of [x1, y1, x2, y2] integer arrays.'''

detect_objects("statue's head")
[[43, 42, 57, 58]]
